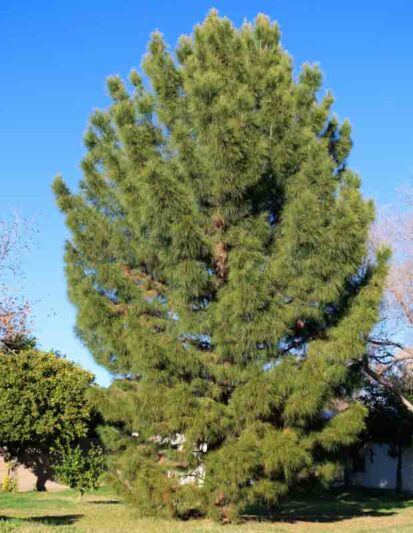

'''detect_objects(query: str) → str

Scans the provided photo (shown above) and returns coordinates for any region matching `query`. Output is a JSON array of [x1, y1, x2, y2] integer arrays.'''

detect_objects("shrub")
[[54, 445, 105, 498]]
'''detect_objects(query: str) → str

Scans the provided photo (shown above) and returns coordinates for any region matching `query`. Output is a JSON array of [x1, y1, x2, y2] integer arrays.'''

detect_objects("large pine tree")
[[54, 11, 388, 521]]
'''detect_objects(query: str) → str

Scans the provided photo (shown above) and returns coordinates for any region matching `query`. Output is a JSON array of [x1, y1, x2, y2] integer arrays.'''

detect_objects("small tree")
[[0, 214, 32, 349], [368, 187, 413, 412], [0, 347, 97, 490], [54, 445, 105, 498]]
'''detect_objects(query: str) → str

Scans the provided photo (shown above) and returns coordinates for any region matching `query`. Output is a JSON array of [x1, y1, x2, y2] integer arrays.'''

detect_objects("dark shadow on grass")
[[89, 499, 120, 505], [241, 487, 413, 524], [0, 514, 83, 526], [29, 514, 83, 526]]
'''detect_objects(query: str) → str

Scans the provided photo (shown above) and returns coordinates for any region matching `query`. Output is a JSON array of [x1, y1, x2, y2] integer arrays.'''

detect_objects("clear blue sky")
[[1, 1, 412, 386]]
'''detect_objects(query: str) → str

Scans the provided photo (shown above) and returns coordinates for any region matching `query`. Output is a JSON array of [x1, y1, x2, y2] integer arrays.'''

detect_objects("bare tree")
[[0, 214, 32, 348], [367, 188, 413, 412]]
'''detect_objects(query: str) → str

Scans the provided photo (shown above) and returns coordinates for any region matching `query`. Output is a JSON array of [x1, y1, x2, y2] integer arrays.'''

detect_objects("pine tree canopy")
[[54, 10, 389, 521]]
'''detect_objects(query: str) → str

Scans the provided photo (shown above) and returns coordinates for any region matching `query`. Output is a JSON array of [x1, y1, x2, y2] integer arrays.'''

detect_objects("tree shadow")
[[29, 514, 83, 526], [242, 488, 413, 524], [0, 514, 83, 526], [89, 499, 120, 505], [17, 448, 59, 491]]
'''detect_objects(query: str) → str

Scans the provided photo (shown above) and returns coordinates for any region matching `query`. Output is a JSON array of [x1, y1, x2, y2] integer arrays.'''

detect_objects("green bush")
[[54, 445, 105, 498]]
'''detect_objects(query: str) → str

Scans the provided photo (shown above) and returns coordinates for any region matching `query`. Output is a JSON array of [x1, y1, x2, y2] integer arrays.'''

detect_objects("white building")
[[351, 443, 413, 492]]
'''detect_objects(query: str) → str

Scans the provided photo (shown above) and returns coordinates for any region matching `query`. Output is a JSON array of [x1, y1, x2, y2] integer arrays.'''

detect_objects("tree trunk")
[[35, 470, 48, 492], [396, 444, 403, 494]]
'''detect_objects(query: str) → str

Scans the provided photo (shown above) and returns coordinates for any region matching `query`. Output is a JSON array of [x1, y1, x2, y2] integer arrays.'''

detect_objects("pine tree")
[[54, 11, 389, 521]]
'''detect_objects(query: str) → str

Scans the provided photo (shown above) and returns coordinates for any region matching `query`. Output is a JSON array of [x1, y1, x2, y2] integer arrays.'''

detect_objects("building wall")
[[353, 443, 413, 492], [0, 457, 66, 492]]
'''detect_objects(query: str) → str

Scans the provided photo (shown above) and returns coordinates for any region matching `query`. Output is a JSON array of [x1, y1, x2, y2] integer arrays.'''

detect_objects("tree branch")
[[364, 363, 413, 414]]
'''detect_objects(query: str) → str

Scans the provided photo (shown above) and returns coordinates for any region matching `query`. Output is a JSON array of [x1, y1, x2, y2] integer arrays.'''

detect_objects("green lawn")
[[1, 488, 413, 532]]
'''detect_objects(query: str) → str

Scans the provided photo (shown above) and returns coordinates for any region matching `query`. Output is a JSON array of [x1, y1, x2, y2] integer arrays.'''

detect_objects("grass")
[[1, 488, 413, 532]]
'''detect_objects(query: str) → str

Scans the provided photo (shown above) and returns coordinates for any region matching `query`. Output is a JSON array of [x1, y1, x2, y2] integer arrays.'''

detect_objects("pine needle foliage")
[[54, 11, 389, 521]]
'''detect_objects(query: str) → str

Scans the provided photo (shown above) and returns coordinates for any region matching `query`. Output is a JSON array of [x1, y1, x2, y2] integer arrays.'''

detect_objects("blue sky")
[[1, 1, 412, 385]]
